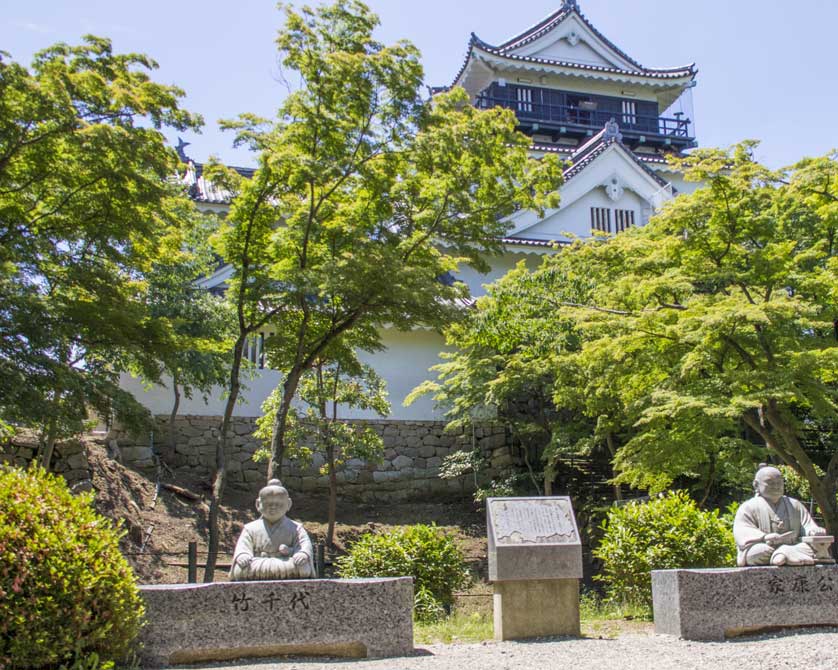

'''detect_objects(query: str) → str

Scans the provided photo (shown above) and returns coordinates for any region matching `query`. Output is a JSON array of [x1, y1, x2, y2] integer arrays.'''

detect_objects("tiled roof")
[[562, 135, 670, 188], [469, 35, 696, 80], [446, 2, 696, 90], [178, 161, 254, 204], [502, 237, 568, 248]]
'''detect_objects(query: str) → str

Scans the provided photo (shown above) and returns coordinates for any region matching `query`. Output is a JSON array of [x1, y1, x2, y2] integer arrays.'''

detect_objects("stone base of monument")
[[652, 566, 838, 641], [493, 579, 580, 640], [486, 497, 583, 642], [137, 578, 413, 666]]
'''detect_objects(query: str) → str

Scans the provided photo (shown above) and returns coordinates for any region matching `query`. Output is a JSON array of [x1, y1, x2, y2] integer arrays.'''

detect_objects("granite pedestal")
[[137, 578, 413, 666], [487, 497, 583, 641], [652, 566, 838, 641]]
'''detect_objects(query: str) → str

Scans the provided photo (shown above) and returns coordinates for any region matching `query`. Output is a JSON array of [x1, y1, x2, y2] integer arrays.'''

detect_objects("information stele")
[[486, 496, 583, 582]]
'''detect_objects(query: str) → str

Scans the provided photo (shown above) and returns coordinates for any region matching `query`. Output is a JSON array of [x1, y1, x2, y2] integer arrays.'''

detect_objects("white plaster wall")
[[655, 169, 703, 196], [121, 328, 454, 422], [120, 367, 283, 418], [455, 252, 540, 298], [353, 328, 450, 421]]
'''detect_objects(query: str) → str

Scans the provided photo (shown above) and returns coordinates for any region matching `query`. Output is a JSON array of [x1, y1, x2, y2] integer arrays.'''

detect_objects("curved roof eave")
[[468, 39, 696, 80]]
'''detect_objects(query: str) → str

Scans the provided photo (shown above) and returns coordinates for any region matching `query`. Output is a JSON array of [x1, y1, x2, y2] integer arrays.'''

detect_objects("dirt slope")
[[83, 442, 487, 584]]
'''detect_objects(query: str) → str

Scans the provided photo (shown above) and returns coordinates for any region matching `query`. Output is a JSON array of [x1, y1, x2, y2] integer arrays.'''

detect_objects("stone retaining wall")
[[0, 438, 92, 491], [110, 415, 518, 502]]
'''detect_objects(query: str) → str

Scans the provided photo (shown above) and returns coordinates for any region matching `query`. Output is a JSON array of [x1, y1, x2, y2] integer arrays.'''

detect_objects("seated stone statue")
[[733, 465, 827, 566], [230, 479, 314, 581]]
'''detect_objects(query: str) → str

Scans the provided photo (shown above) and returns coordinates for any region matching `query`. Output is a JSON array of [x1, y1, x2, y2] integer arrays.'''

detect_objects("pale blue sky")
[[4, 0, 835, 168]]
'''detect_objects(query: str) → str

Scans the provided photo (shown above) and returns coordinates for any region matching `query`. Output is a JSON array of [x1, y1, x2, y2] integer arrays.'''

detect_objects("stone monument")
[[733, 465, 834, 566], [653, 465, 837, 640], [230, 479, 315, 581], [487, 496, 582, 641]]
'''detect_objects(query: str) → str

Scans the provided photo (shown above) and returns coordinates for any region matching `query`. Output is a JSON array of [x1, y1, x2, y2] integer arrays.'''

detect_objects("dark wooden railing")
[[475, 94, 692, 139]]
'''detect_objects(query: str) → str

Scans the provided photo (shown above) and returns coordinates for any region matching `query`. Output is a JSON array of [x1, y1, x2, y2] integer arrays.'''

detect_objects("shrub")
[[0, 466, 144, 668], [593, 491, 735, 609], [335, 524, 471, 620]]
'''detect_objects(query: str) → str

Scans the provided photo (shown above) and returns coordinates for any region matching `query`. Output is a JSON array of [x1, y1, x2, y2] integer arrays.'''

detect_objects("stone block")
[[418, 445, 436, 458], [137, 578, 413, 666], [65, 452, 88, 470], [232, 423, 252, 436], [652, 566, 838, 641], [373, 471, 401, 483], [243, 470, 264, 483], [422, 435, 442, 447], [392, 455, 413, 470], [122, 446, 153, 463], [493, 579, 579, 640]]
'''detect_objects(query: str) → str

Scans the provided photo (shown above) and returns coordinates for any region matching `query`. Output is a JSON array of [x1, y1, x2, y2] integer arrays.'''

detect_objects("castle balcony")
[[475, 83, 696, 151]]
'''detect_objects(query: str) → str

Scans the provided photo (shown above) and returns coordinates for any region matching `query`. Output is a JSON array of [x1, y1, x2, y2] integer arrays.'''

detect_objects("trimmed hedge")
[[336, 524, 470, 621], [0, 466, 144, 668], [594, 491, 735, 608]]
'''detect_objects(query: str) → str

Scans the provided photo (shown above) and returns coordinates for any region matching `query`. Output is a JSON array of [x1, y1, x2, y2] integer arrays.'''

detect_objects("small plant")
[[0, 466, 144, 668], [336, 524, 471, 620], [413, 610, 493, 644], [593, 491, 735, 609]]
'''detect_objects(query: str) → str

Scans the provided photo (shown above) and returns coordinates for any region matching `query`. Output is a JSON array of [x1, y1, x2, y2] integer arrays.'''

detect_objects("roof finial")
[[175, 137, 191, 163], [564, 0, 579, 10]]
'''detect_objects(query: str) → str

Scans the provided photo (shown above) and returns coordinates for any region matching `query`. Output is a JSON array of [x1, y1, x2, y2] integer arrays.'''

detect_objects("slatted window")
[[516, 87, 533, 113], [244, 333, 266, 369], [615, 209, 635, 232], [622, 100, 637, 126], [591, 207, 611, 233]]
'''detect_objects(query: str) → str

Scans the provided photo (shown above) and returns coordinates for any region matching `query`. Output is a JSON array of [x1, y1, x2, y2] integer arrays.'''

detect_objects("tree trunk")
[[267, 365, 304, 481], [326, 440, 337, 548], [39, 414, 58, 471], [204, 335, 246, 583], [605, 433, 623, 502], [168, 368, 181, 458], [745, 406, 838, 547]]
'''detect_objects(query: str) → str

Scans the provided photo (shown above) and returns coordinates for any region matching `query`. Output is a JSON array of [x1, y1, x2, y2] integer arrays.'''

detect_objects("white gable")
[[508, 15, 638, 72], [530, 38, 613, 68], [506, 143, 673, 241], [523, 188, 649, 240]]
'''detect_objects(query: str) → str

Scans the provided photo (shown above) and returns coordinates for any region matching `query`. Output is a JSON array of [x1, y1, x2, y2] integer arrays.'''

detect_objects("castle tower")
[[437, 0, 700, 241]]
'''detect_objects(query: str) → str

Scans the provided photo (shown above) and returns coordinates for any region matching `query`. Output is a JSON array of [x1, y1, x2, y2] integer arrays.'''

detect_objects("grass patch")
[[414, 611, 493, 644], [580, 590, 652, 622], [414, 589, 654, 645]]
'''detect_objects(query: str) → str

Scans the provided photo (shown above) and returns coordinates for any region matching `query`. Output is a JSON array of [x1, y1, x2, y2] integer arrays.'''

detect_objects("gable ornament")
[[565, 30, 580, 46], [603, 176, 625, 202]]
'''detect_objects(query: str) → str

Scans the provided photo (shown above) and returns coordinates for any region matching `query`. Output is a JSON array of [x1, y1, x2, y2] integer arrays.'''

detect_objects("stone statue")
[[733, 465, 830, 566], [230, 479, 314, 581]]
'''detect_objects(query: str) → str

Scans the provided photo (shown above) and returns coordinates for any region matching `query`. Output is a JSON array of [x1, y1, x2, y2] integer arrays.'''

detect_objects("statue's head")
[[754, 465, 784, 504], [256, 479, 292, 523]]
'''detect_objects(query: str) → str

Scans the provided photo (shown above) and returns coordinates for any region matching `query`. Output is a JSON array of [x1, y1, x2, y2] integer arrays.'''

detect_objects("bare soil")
[[84, 441, 488, 585]]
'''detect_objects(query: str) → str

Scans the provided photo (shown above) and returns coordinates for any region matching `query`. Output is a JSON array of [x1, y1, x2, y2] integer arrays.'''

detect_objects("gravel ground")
[[174, 629, 838, 670]]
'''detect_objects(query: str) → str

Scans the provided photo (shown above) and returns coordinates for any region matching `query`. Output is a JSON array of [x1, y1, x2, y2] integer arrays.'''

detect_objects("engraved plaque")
[[489, 499, 578, 545], [487, 496, 582, 582]]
